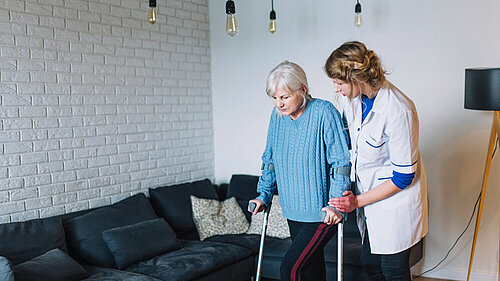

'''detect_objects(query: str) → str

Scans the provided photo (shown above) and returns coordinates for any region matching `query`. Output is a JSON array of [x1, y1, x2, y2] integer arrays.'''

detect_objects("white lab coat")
[[342, 81, 428, 254]]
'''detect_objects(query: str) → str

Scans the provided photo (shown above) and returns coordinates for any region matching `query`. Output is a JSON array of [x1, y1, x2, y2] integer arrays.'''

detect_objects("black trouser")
[[280, 220, 338, 281], [360, 230, 412, 281]]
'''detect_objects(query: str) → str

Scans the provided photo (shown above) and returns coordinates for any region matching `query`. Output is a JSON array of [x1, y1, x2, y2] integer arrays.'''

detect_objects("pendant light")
[[225, 0, 239, 37], [148, 0, 157, 24], [354, 0, 362, 27], [269, 0, 276, 34]]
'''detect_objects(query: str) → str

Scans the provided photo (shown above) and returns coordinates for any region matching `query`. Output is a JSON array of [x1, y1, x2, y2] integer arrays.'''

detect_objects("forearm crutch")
[[321, 211, 344, 281], [249, 200, 272, 281], [337, 221, 343, 281]]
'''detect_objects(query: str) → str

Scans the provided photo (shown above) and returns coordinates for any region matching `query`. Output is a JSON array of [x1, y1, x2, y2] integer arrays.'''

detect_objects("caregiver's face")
[[332, 78, 360, 99]]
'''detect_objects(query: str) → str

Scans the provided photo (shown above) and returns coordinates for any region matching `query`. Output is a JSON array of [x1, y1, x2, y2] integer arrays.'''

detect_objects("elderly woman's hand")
[[321, 207, 342, 225], [248, 199, 266, 215], [328, 190, 358, 213]]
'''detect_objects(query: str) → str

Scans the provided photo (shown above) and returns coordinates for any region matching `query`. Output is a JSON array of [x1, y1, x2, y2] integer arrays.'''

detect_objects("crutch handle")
[[319, 210, 345, 224], [319, 210, 327, 222], [249, 202, 256, 212]]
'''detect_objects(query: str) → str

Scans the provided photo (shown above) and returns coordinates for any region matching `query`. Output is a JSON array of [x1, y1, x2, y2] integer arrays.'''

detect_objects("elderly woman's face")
[[272, 88, 306, 120]]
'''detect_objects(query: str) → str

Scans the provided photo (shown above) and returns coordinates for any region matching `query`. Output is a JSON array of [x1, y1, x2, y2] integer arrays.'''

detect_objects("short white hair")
[[266, 61, 312, 106]]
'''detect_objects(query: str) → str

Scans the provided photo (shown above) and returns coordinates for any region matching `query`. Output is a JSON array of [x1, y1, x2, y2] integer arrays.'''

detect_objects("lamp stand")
[[466, 111, 500, 281]]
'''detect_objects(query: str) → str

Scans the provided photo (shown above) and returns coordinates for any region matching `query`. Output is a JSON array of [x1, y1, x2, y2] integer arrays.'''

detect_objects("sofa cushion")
[[149, 179, 219, 239], [0, 256, 14, 281], [126, 240, 254, 281], [247, 196, 290, 239], [64, 193, 158, 267], [227, 174, 260, 200], [205, 233, 284, 255], [102, 218, 182, 269], [191, 196, 249, 240], [227, 174, 260, 221], [13, 248, 90, 281], [0, 217, 67, 265], [82, 265, 163, 281]]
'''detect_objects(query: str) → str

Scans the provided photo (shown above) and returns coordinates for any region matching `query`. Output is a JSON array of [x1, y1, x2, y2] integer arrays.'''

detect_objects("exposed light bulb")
[[354, 0, 362, 27], [269, 10, 276, 34], [225, 0, 238, 37], [226, 14, 238, 36], [148, 8, 157, 24], [148, 0, 157, 24]]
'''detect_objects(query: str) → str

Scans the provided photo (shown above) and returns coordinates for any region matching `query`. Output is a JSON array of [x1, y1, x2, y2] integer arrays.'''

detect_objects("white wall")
[[210, 0, 500, 280], [0, 0, 213, 222]]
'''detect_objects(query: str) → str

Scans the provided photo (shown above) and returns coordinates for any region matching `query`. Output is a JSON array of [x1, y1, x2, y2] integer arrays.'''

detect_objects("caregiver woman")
[[324, 41, 428, 281]]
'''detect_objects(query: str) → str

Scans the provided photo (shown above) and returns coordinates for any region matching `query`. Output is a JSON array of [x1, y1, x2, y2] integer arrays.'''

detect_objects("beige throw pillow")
[[247, 196, 290, 239], [190, 196, 249, 240]]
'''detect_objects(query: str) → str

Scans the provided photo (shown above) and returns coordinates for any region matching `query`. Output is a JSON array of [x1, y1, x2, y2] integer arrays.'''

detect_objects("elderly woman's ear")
[[301, 84, 308, 94]]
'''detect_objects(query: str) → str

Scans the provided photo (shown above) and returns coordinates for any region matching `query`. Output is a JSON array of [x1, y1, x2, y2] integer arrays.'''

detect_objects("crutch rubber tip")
[[319, 210, 327, 222], [249, 202, 256, 212]]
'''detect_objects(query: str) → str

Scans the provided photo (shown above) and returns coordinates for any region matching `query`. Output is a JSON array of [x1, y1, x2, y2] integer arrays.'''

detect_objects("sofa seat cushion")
[[13, 248, 90, 281], [102, 218, 182, 269], [149, 179, 219, 240], [125, 240, 254, 281], [204, 233, 284, 255], [83, 266, 163, 281], [64, 193, 158, 267], [0, 217, 67, 265]]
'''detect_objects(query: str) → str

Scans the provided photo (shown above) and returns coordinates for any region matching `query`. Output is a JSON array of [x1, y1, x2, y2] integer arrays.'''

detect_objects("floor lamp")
[[464, 67, 500, 281]]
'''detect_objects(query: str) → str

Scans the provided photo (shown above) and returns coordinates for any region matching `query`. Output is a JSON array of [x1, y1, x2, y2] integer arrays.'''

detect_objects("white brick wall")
[[0, 0, 213, 222]]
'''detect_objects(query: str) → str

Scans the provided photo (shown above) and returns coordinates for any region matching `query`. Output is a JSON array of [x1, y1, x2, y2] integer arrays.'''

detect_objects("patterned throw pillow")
[[190, 196, 250, 240], [247, 196, 290, 239]]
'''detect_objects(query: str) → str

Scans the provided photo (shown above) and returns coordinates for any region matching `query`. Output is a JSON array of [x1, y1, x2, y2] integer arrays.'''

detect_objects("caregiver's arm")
[[329, 180, 401, 213]]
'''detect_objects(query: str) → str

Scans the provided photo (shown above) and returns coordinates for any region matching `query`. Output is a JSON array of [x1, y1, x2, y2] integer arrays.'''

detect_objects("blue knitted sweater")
[[257, 99, 351, 222]]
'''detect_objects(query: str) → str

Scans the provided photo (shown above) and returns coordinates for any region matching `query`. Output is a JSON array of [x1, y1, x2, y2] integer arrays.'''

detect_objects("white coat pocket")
[[360, 135, 387, 162]]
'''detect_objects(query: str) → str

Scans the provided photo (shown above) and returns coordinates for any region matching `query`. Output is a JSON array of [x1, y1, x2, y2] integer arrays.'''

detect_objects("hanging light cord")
[[413, 136, 498, 278], [271, 0, 274, 11]]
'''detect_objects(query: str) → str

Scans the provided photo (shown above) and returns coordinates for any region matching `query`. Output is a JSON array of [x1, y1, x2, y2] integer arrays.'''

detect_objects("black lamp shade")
[[465, 68, 500, 111]]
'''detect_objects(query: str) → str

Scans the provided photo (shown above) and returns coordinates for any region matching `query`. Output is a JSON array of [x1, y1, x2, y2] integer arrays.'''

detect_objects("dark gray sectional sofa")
[[0, 174, 422, 281]]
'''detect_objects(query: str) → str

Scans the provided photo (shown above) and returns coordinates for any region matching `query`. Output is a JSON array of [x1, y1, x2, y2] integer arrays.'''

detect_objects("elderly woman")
[[248, 61, 351, 281]]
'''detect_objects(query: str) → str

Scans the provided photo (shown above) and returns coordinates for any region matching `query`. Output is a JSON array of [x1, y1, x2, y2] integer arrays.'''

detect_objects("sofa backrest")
[[0, 217, 67, 266], [63, 193, 158, 267], [226, 174, 260, 222], [149, 178, 219, 240]]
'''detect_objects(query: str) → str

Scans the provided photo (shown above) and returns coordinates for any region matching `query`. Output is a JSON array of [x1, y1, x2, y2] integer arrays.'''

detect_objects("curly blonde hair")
[[324, 41, 386, 92]]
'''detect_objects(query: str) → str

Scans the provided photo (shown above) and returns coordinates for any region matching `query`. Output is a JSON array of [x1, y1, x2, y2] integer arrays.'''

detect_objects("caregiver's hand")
[[329, 190, 358, 213]]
